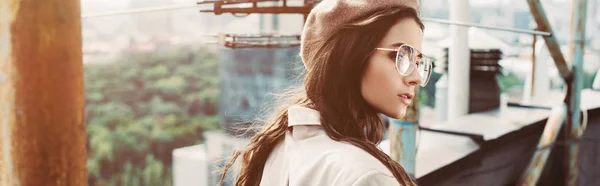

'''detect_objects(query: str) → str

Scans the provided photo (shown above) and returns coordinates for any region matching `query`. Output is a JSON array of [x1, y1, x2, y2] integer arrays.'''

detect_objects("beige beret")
[[300, 0, 420, 69]]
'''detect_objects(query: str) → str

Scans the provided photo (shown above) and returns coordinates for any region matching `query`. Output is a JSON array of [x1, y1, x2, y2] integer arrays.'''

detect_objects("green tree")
[[85, 45, 220, 185]]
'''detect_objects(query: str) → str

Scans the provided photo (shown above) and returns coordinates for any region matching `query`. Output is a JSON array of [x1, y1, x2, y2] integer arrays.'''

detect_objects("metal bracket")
[[206, 33, 301, 48], [198, 0, 316, 16]]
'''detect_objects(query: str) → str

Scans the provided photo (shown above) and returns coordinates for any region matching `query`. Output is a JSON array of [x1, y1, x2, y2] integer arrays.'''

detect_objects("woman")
[[220, 0, 433, 185]]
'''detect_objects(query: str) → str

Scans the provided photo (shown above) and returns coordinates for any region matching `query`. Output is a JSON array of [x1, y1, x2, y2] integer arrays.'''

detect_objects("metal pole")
[[527, 0, 571, 79], [566, 0, 587, 185], [389, 89, 419, 177], [524, 38, 551, 104], [531, 34, 537, 98], [0, 0, 87, 185], [448, 0, 470, 120], [518, 104, 567, 186]]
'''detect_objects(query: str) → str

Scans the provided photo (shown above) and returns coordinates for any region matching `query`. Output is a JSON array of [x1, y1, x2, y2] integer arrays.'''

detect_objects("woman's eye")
[[387, 52, 397, 60]]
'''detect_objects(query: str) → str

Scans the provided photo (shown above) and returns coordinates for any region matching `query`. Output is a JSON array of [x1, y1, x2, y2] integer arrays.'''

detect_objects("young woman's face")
[[361, 17, 423, 119]]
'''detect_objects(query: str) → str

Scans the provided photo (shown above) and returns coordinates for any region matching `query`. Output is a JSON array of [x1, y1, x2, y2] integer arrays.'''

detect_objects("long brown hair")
[[219, 5, 423, 186]]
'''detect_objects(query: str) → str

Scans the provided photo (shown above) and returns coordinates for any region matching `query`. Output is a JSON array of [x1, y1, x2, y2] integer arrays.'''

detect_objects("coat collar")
[[287, 105, 321, 127]]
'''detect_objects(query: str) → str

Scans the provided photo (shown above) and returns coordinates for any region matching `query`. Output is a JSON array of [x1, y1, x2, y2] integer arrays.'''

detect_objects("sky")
[[80, 0, 573, 14]]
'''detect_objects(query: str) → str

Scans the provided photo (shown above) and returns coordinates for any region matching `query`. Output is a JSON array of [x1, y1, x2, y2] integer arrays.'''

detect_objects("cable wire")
[[82, 4, 198, 19]]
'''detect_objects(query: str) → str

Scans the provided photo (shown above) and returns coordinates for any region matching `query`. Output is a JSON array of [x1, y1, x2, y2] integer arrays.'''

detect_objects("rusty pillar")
[[518, 104, 567, 186], [0, 0, 87, 185], [566, 0, 587, 185]]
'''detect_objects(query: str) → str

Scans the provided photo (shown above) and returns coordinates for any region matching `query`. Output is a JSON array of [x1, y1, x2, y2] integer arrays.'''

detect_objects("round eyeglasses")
[[375, 44, 433, 87]]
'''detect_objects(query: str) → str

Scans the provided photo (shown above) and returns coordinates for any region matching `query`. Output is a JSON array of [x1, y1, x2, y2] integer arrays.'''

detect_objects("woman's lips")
[[398, 93, 414, 105]]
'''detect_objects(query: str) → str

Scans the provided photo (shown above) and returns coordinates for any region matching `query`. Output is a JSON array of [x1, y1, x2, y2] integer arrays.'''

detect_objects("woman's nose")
[[403, 65, 423, 86]]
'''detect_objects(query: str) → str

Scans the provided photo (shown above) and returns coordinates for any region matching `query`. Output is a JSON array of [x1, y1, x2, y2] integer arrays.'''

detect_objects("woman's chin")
[[384, 107, 406, 120]]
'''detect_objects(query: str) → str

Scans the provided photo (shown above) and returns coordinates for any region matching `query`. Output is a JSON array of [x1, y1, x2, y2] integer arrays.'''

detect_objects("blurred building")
[[173, 131, 249, 186], [173, 46, 303, 185], [218, 47, 303, 136]]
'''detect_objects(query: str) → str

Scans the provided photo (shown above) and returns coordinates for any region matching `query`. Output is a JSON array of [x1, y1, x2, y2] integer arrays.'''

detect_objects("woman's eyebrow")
[[390, 42, 405, 48]]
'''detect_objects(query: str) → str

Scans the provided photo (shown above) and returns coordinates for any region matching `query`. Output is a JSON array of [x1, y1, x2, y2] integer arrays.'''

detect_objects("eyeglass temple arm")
[[375, 48, 397, 52], [376, 47, 427, 57]]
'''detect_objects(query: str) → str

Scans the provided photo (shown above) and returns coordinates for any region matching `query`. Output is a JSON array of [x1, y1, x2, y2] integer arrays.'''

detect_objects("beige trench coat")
[[259, 105, 400, 186]]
